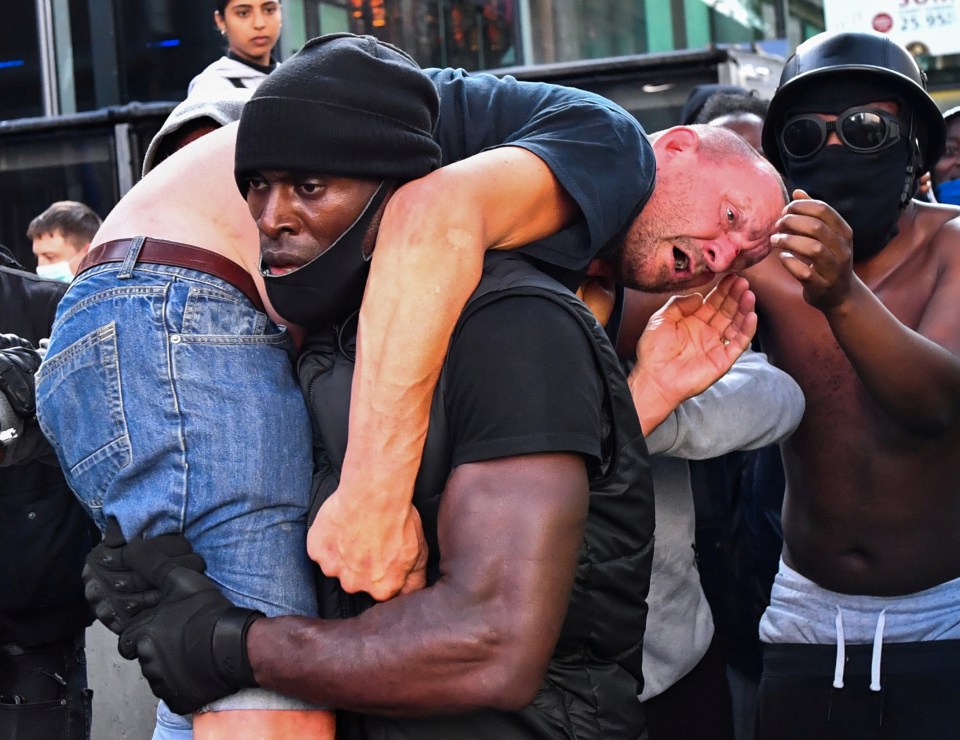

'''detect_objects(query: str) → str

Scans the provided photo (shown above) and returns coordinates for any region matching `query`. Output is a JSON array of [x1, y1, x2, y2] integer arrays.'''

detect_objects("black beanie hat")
[[235, 33, 441, 195]]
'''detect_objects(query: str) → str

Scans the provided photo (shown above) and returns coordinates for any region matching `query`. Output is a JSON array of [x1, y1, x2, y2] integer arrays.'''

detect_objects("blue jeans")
[[36, 243, 319, 716]]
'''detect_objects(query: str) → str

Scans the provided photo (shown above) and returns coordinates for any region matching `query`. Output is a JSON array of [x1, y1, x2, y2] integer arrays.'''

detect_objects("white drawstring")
[[870, 609, 886, 692], [833, 606, 845, 689], [832, 606, 886, 692]]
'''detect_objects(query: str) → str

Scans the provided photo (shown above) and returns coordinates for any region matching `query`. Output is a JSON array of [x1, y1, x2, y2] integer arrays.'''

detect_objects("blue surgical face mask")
[[36, 260, 74, 283], [934, 178, 960, 206]]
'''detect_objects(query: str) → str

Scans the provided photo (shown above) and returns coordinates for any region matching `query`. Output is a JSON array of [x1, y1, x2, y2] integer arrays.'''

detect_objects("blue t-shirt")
[[427, 68, 656, 273]]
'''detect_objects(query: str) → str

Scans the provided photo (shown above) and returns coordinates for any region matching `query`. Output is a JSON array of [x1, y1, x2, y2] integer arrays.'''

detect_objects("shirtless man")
[[743, 31, 960, 738]]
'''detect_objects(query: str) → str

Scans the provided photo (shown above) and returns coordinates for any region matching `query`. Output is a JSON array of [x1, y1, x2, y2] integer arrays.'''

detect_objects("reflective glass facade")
[[0, 128, 117, 260], [0, 3, 44, 120], [290, 0, 824, 69], [0, 1, 847, 122], [5, 0, 960, 263], [8, 1, 960, 122], [52, 1, 225, 113]]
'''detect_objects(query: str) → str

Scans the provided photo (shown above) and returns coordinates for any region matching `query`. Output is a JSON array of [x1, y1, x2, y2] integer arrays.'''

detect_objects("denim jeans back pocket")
[[180, 286, 270, 339], [36, 322, 131, 515]]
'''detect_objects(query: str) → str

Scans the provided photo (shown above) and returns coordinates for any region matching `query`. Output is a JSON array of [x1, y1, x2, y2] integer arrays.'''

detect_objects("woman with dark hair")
[[188, 0, 282, 98]]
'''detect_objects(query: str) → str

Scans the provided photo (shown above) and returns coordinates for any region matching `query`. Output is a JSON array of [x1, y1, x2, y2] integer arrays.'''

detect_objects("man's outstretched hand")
[[83, 520, 261, 714], [630, 274, 757, 434], [308, 489, 428, 601]]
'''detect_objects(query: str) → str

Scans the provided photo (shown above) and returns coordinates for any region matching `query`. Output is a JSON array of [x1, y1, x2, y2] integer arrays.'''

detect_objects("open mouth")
[[261, 246, 302, 276], [268, 265, 298, 276], [673, 246, 690, 273], [262, 258, 301, 276]]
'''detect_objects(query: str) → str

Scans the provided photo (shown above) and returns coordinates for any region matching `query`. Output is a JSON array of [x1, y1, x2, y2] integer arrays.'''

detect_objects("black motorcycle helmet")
[[762, 31, 946, 176]]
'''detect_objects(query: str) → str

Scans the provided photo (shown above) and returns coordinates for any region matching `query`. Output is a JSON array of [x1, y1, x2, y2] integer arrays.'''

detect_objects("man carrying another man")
[[75, 33, 786, 738], [41, 29, 670, 738]]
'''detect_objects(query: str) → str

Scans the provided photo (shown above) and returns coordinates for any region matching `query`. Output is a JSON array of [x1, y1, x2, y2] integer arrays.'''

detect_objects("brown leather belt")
[[77, 237, 264, 312]]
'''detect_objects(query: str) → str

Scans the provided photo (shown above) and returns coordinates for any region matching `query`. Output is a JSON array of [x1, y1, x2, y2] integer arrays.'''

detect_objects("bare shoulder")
[[898, 202, 960, 351], [879, 202, 960, 292], [917, 201, 960, 262], [913, 203, 960, 303]]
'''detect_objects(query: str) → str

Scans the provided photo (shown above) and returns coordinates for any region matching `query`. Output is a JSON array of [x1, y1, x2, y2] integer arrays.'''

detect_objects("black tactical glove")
[[0, 335, 41, 418], [83, 518, 207, 633], [115, 540, 263, 715], [0, 334, 34, 351]]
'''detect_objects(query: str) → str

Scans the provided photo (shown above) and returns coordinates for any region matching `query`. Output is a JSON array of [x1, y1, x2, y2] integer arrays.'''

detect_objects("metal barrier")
[[0, 101, 175, 268]]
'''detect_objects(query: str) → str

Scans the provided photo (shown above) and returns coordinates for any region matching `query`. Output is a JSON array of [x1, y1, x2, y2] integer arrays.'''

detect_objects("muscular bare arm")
[[255, 452, 588, 713], [308, 147, 579, 600], [771, 191, 960, 436]]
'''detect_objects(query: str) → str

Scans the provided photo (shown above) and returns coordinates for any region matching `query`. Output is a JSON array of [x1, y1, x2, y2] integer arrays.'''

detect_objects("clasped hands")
[[83, 519, 262, 714]]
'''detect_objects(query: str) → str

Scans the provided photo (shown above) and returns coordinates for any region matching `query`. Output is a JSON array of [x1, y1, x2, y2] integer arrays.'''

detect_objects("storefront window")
[[0, 3, 43, 120], [116, 1, 223, 103], [55, 0, 223, 111], [0, 129, 117, 268], [0, 0, 833, 122], [291, 0, 825, 71], [302, 0, 520, 69]]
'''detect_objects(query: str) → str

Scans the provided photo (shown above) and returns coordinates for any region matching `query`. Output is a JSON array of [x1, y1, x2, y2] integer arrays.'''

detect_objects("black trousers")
[[643, 637, 736, 740], [0, 633, 91, 740], [757, 639, 960, 740]]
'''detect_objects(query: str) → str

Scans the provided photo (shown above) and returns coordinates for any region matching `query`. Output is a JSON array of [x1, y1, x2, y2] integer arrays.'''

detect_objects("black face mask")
[[783, 138, 911, 261], [262, 181, 391, 331]]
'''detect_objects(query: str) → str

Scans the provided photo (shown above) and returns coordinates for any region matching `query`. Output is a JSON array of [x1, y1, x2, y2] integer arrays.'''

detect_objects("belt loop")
[[118, 236, 146, 279]]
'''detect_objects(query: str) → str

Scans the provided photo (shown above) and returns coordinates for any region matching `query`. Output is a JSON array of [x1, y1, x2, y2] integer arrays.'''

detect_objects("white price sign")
[[823, 0, 959, 57]]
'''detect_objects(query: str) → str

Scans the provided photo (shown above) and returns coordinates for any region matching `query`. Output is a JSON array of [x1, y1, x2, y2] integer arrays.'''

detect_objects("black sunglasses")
[[780, 106, 902, 160]]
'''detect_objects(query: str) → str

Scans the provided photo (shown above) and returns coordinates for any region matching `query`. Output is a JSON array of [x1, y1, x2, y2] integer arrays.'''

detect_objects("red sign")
[[873, 12, 894, 31]]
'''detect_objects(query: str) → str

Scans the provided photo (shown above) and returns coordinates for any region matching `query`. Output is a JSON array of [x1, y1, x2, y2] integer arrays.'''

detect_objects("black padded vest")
[[299, 253, 655, 739]]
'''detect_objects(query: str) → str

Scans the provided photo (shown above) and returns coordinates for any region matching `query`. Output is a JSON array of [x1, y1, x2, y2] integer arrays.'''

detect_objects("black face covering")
[[779, 78, 917, 261], [262, 181, 392, 331], [783, 137, 911, 261]]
